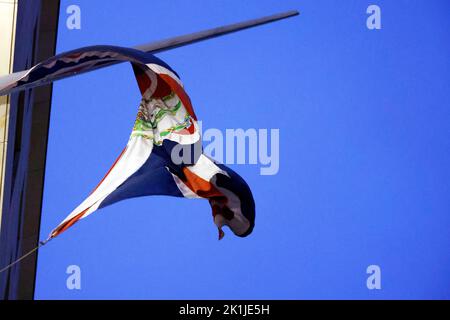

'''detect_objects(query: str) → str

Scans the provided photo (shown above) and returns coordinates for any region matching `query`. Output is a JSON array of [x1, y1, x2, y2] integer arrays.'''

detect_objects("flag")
[[0, 45, 255, 240]]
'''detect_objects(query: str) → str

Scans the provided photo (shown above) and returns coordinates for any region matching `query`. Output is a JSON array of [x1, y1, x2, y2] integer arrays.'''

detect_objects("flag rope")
[[0, 237, 52, 274]]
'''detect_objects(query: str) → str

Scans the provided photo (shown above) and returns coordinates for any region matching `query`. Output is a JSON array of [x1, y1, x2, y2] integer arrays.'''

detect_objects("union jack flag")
[[0, 46, 255, 240]]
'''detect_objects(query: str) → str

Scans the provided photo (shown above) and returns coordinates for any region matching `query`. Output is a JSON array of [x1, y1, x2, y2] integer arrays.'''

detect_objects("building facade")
[[0, 0, 60, 300]]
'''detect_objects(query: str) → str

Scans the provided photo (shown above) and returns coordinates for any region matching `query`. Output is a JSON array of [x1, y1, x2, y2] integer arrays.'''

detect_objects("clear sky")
[[35, 0, 450, 299]]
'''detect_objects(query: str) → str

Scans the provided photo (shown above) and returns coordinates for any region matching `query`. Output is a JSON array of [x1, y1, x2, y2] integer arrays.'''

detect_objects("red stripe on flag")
[[50, 147, 127, 238], [159, 74, 198, 121], [50, 207, 90, 238]]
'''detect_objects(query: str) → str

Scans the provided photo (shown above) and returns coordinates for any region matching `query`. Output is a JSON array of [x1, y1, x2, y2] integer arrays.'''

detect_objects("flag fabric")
[[0, 45, 255, 240]]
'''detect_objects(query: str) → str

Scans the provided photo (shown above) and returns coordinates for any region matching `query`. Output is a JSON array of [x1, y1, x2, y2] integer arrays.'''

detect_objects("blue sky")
[[35, 0, 450, 299]]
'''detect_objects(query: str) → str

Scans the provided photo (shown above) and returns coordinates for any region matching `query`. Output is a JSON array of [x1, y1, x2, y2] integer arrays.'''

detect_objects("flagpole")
[[135, 10, 299, 53], [0, 10, 299, 96]]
